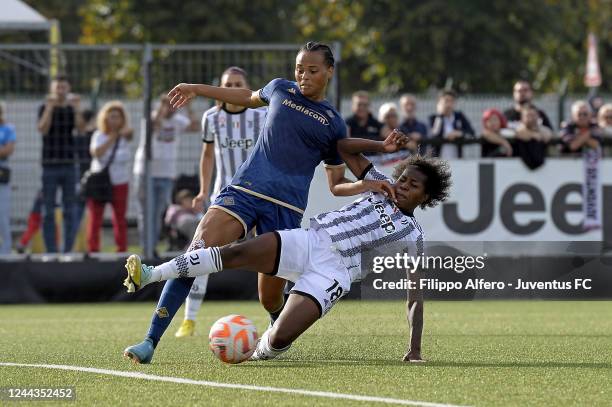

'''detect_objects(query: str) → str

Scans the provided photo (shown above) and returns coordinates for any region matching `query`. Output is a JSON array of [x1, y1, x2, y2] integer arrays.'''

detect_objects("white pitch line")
[[0, 362, 467, 407]]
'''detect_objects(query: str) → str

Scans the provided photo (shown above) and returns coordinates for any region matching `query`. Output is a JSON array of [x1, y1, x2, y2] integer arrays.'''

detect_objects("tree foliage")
[[19, 0, 612, 93], [294, 0, 611, 93], [78, 0, 297, 44]]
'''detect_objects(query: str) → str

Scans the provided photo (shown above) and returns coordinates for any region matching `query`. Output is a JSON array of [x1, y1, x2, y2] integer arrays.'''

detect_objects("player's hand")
[[382, 129, 409, 153], [403, 351, 425, 363], [192, 192, 208, 211], [168, 83, 196, 109], [363, 180, 397, 202]]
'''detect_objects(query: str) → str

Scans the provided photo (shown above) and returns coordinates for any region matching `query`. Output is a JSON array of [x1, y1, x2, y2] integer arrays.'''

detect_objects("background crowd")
[[0, 75, 610, 255], [346, 80, 612, 169]]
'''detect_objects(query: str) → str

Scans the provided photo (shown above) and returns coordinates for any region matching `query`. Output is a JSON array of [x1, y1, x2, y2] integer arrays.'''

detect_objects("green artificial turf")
[[0, 301, 610, 406]]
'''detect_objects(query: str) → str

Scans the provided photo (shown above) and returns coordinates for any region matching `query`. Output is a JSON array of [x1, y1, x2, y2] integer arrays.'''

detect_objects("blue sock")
[[147, 277, 194, 348], [146, 239, 206, 347]]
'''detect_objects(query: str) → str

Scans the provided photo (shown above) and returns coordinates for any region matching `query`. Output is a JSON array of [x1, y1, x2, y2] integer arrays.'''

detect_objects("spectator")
[[37, 75, 84, 252], [560, 101, 601, 155], [480, 109, 513, 157], [87, 101, 133, 252], [15, 191, 50, 254], [399, 94, 427, 144], [345, 91, 383, 141], [376, 102, 410, 163], [504, 80, 553, 130], [588, 94, 604, 118], [378, 102, 400, 138], [597, 103, 612, 138], [133, 94, 198, 251], [514, 104, 553, 169], [428, 90, 475, 158], [0, 102, 16, 254], [561, 101, 603, 231], [164, 189, 203, 249]]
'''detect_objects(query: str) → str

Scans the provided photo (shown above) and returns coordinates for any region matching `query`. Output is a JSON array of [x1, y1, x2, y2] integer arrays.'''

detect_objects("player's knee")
[[269, 328, 292, 350]]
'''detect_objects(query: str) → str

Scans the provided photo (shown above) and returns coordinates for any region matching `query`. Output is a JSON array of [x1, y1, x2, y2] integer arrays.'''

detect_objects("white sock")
[[152, 247, 222, 282], [185, 274, 209, 320], [254, 328, 291, 360]]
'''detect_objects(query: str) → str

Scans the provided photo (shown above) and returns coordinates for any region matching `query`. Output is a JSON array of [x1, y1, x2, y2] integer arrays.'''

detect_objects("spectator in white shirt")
[[133, 94, 198, 253], [87, 101, 133, 252]]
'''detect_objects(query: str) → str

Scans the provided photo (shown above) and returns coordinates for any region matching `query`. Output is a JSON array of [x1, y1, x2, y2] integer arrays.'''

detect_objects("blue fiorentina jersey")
[[231, 78, 347, 212]]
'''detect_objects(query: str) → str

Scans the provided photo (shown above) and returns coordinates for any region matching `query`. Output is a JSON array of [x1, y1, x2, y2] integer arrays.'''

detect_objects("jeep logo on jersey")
[[219, 138, 254, 149], [369, 196, 396, 234], [281, 98, 330, 126]]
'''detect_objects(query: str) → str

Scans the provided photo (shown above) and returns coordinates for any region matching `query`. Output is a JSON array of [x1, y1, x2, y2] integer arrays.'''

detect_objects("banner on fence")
[[303, 158, 610, 242]]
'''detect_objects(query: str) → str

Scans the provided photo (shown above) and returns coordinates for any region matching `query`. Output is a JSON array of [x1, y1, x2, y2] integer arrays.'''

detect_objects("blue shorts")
[[210, 186, 303, 238]]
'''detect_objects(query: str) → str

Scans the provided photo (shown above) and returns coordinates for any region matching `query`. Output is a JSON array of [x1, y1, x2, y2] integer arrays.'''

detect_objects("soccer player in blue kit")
[[123, 42, 397, 364]]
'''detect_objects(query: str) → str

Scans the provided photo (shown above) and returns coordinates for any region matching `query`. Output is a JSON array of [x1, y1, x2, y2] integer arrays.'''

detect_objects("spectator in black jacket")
[[428, 90, 475, 158], [504, 80, 552, 131], [514, 104, 553, 169], [399, 94, 427, 155], [345, 91, 383, 141]]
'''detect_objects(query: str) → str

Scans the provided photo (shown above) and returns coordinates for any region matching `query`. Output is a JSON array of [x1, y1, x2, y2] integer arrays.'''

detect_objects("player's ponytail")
[[299, 42, 335, 67]]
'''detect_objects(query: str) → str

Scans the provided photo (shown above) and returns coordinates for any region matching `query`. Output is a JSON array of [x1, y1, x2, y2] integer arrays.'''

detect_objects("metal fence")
[[0, 43, 608, 254], [0, 43, 310, 255]]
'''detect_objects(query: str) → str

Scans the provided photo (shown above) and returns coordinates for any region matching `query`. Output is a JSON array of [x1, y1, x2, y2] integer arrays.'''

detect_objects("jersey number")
[[325, 279, 344, 303]]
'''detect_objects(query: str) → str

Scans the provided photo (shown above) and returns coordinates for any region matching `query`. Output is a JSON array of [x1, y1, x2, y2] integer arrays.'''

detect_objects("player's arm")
[[329, 130, 409, 198], [193, 142, 214, 211], [168, 83, 265, 110], [403, 266, 424, 362], [325, 165, 396, 199], [338, 129, 408, 177], [193, 111, 215, 211]]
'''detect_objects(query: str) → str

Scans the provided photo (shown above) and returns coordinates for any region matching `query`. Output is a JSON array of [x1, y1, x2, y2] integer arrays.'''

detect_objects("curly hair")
[[392, 155, 452, 209]]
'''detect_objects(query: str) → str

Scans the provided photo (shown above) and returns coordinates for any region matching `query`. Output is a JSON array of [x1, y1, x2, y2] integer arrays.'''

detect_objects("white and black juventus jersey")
[[201, 106, 266, 199], [310, 164, 424, 282]]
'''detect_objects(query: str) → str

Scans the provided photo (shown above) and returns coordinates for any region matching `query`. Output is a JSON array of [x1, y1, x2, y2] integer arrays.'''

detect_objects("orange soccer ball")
[[208, 314, 259, 364]]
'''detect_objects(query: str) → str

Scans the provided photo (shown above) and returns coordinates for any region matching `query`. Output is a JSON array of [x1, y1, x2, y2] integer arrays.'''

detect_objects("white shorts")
[[273, 228, 351, 317]]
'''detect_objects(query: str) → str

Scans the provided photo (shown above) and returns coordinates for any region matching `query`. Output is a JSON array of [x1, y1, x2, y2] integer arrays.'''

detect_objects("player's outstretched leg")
[[122, 240, 215, 364], [123, 209, 243, 364], [250, 293, 320, 361]]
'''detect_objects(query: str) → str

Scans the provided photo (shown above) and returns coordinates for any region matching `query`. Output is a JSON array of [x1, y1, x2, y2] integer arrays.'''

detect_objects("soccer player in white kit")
[[175, 66, 266, 338], [125, 131, 451, 361]]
